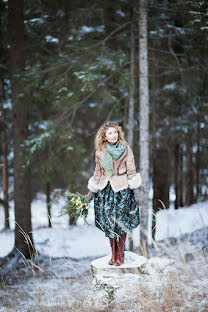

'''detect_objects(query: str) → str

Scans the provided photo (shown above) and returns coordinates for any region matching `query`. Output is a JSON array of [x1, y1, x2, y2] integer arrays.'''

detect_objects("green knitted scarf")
[[100, 141, 126, 176]]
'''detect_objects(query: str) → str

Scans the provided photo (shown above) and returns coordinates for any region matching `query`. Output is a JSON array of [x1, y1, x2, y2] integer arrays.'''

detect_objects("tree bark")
[[1, 105, 10, 229], [128, 8, 136, 150], [185, 129, 194, 206], [151, 44, 157, 241], [66, 180, 77, 225], [128, 7, 136, 252], [196, 114, 201, 200], [138, 0, 149, 254], [179, 145, 184, 207], [8, 0, 33, 258], [153, 147, 170, 220], [0, 0, 9, 229], [122, 97, 128, 133], [174, 143, 183, 209], [46, 182, 52, 228]]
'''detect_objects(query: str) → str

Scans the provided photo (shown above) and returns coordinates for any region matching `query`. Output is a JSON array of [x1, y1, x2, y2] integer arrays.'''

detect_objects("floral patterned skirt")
[[94, 181, 140, 239]]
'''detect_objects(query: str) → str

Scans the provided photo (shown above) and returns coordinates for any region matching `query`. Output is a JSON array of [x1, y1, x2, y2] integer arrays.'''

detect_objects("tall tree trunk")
[[8, 0, 33, 258], [151, 44, 157, 241], [0, 0, 9, 229], [46, 182, 52, 228], [196, 113, 201, 200], [174, 143, 183, 209], [139, 0, 149, 254], [179, 145, 184, 207], [1, 105, 10, 229], [0, 6, 9, 229], [185, 129, 194, 206], [128, 7, 136, 252], [128, 8, 136, 149], [103, 1, 116, 48], [69, 215, 76, 225], [153, 147, 170, 217], [122, 97, 128, 133], [67, 179, 77, 226]]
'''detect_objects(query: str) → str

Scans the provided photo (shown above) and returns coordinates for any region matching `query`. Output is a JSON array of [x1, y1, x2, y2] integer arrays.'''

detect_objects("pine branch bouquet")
[[53, 189, 89, 223]]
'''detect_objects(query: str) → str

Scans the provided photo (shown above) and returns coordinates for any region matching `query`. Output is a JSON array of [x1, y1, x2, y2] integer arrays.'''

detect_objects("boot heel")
[[115, 233, 126, 266], [108, 237, 117, 265]]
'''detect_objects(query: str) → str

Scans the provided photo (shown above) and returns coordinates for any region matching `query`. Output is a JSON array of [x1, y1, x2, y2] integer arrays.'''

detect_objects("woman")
[[87, 121, 141, 266]]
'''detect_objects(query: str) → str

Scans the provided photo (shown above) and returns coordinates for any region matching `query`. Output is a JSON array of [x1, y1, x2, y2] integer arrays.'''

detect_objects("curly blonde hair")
[[95, 121, 128, 151]]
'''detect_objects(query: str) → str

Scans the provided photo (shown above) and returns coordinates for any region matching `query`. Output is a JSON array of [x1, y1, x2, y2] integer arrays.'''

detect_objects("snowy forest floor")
[[0, 197, 207, 311], [0, 254, 93, 311]]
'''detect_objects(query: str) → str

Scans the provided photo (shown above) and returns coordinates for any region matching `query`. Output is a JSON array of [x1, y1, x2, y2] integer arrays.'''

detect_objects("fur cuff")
[[128, 173, 142, 189], [88, 177, 99, 193]]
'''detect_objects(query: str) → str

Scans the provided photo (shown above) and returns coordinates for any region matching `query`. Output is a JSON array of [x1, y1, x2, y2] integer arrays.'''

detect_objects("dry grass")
[[0, 222, 207, 312]]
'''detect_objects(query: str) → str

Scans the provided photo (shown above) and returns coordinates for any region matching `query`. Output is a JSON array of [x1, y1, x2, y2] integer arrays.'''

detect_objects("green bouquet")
[[53, 190, 89, 223]]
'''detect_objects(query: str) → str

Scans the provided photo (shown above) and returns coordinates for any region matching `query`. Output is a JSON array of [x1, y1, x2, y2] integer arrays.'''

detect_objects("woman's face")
[[105, 127, 118, 145]]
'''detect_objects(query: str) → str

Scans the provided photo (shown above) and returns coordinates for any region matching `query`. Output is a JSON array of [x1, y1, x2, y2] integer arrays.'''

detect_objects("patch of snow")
[[45, 35, 59, 43], [91, 251, 147, 270], [34, 225, 110, 259], [163, 82, 176, 90], [27, 18, 44, 24], [80, 25, 104, 35], [0, 230, 14, 258], [150, 29, 164, 36], [155, 201, 208, 241], [116, 10, 125, 17]]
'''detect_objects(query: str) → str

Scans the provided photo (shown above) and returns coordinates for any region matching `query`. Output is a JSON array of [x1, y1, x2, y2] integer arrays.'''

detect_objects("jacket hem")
[[128, 172, 142, 189], [88, 177, 99, 193], [98, 178, 129, 193], [98, 179, 109, 191], [110, 183, 129, 193]]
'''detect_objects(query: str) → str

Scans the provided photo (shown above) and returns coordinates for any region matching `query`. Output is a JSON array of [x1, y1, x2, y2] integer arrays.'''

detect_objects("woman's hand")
[[133, 187, 141, 206], [87, 191, 95, 202]]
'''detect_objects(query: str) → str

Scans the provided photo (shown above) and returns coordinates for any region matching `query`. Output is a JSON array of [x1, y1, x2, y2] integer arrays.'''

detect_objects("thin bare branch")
[[87, 22, 130, 49], [168, 31, 183, 72]]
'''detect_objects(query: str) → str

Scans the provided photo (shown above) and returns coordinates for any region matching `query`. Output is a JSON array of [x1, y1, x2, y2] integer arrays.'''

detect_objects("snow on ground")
[[155, 200, 208, 241], [0, 273, 92, 311], [0, 194, 208, 259], [0, 196, 208, 312]]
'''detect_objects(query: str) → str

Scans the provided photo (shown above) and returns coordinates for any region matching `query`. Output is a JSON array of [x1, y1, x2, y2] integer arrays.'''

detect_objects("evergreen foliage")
[[1, 0, 208, 229]]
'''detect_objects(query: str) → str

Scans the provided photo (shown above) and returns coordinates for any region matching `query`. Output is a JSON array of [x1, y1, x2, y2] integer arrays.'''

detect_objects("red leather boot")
[[115, 233, 127, 266], [109, 237, 117, 265]]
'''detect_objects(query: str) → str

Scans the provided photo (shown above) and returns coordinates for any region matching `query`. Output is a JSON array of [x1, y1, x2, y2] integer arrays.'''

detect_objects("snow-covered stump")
[[91, 251, 147, 277], [85, 251, 147, 309], [84, 252, 197, 311]]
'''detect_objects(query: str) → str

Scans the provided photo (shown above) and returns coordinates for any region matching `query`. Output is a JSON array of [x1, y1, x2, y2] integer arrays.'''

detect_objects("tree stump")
[[84, 253, 191, 311], [85, 251, 149, 309], [91, 251, 147, 277]]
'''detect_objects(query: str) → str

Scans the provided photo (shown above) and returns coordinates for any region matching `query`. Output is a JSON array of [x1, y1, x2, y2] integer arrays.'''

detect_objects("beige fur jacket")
[[87, 145, 142, 193]]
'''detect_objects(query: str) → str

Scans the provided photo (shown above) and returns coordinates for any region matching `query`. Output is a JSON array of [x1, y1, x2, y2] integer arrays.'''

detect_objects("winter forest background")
[[0, 0, 208, 311]]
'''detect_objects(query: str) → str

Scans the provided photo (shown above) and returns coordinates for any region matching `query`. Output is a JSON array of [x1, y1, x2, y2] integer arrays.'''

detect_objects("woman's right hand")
[[133, 187, 141, 206], [87, 191, 95, 202]]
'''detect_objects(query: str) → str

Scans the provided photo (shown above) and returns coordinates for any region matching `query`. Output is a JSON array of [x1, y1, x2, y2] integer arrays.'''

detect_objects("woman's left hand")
[[87, 191, 95, 202]]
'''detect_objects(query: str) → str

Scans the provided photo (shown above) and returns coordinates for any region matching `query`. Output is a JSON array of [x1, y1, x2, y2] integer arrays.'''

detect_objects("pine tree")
[[8, 0, 33, 258]]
